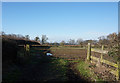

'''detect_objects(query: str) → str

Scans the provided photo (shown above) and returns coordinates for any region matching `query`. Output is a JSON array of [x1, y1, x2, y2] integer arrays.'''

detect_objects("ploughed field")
[[30, 46, 88, 60], [33, 46, 112, 61], [49, 47, 111, 61], [50, 49, 87, 60], [30, 46, 115, 63]]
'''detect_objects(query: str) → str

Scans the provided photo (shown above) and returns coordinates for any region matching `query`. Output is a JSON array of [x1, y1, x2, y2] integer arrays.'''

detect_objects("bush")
[[2, 38, 18, 63]]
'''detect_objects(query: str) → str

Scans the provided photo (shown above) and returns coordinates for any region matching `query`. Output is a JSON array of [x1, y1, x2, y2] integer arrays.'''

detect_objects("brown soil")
[[50, 49, 87, 60], [89, 63, 117, 82], [91, 51, 117, 63]]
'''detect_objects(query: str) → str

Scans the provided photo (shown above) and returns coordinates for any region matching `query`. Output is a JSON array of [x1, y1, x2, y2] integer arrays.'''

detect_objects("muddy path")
[[16, 56, 90, 82], [3, 54, 91, 83], [66, 62, 90, 83]]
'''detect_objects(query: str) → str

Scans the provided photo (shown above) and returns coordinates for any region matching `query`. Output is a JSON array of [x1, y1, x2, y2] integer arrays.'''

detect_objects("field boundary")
[[86, 43, 120, 81], [91, 48, 108, 54]]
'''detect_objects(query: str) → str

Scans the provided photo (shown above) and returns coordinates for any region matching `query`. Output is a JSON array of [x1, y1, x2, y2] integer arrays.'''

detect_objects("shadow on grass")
[[3, 46, 93, 83]]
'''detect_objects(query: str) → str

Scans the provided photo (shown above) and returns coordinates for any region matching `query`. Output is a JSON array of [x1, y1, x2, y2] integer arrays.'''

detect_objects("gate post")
[[26, 44, 30, 56], [24, 45, 26, 56], [87, 43, 91, 61], [100, 45, 104, 63], [116, 61, 120, 81], [26, 44, 30, 51]]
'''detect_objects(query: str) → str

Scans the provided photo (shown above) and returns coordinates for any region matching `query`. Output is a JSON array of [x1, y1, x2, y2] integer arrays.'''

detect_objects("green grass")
[[68, 60, 80, 63], [45, 58, 68, 81], [76, 60, 104, 82]]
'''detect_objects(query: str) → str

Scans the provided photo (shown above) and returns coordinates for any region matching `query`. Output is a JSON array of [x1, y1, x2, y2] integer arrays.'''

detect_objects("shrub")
[[2, 38, 18, 63]]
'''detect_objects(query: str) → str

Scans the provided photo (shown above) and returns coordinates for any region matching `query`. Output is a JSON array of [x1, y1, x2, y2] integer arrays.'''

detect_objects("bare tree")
[[68, 39, 75, 45], [76, 38, 83, 44], [98, 36, 109, 46], [1, 31, 5, 36], [107, 33, 118, 47], [60, 40, 65, 46], [76, 38, 83, 47], [35, 36, 40, 42], [41, 35, 48, 44], [54, 42, 58, 46], [25, 35, 30, 40]]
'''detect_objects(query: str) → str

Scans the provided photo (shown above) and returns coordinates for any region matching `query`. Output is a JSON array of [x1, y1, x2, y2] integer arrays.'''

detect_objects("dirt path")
[[13, 55, 90, 82], [66, 62, 89, 82]]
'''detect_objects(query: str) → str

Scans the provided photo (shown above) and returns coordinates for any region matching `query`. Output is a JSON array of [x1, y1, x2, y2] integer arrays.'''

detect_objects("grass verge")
[[76, 60, 104, 82]]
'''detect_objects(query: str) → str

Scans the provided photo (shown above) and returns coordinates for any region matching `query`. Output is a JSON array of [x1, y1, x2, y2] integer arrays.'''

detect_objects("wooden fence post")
[[100, 45, 104, 63], [26, 44, 30, 51], [87, 43, 91, 61], [26, 44, 30, 56], [116, 61, 120, 81], [24, 45, 26, 56]]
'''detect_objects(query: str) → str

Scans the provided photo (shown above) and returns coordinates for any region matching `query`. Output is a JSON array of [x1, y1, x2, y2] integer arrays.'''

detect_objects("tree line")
[[1, 32, 48, 45], [1, 32, 120, 48], [51, 32, 119, 49]]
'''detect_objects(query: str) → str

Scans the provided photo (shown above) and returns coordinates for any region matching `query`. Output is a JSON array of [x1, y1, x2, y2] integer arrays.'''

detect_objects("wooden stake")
[[87, 43, 91, 61], [100, 45, 104, 63], [116, 61, 119, 81]]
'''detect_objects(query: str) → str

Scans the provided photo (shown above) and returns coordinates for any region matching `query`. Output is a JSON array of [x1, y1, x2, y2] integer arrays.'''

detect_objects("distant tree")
[[84, 40, 94, 45], [98, 36, 109, 46], [35, 36, 40, 42], [1, 31, 5, 36], [25, 35, 30, 40], [68, 39, 75, 45], [76, 38, 83, 45], [54, 42, 58, 46], [16, 34, 25, 39], [107, 33, 118, 48], [76, 38, 83, 47], [41, 35, 48, 44], [60, 40, 65, 46]]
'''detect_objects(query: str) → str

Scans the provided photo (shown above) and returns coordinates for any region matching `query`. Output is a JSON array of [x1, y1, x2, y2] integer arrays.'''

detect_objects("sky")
[[2, 2, 118, 43]]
